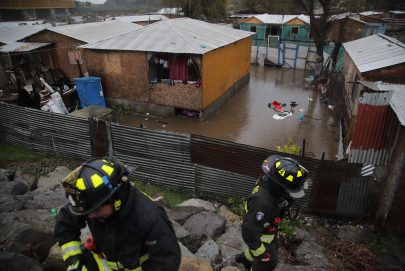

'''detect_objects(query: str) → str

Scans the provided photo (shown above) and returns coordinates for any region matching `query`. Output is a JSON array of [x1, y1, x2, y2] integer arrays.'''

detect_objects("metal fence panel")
[[336, 177, 380, 216], [195, 165, 256, 197], [111, 123, 191, 163], [0, 103, 91, 159], [0, 102, 382, 219]]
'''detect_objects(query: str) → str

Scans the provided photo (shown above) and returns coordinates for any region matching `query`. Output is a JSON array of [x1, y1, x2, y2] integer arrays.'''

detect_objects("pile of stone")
[[0, 166, 339, 271]]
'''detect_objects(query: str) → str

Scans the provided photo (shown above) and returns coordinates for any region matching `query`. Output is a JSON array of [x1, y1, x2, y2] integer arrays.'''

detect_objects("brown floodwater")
[[120, 66, 340, 160]]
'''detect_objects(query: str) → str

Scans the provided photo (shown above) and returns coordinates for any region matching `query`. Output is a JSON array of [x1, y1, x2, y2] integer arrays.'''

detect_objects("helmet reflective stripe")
[[286, 175, 294, 182], [91, 174, 104, 188], [101, 164, 114, 176], [76, 178, 86, 190], [275, 161, 281, 168]]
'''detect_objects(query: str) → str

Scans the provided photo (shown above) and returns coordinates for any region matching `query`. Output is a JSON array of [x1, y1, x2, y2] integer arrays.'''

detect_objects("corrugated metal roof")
[[360, 11, 384, 16], [391, 90, 405, 126], [0, 41, 51, 52], [46, 20, 142, 43], [111, 15, 167, 23], [249, 14, 310, 24], [343, 34, 405, 73], [359, 91, 393, 105], [357, 80, 405, 126], [157, 8, 182, 15], [358, 80, 405, 92], [390, 10, 405, 15], [81, 18, 254, 55], [0, 24, 49, 44]]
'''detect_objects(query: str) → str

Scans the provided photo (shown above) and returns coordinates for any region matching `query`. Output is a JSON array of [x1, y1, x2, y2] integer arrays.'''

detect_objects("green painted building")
[[240, 14, 312, 47]]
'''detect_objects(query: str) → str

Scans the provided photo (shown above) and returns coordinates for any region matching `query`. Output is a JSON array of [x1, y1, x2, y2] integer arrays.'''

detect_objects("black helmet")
[[261, 155, 309, 198], [62, 157, 137, 215]]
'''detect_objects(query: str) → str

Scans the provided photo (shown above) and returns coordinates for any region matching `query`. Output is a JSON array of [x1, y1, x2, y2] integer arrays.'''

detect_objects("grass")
[[131, 180, 193, 207], [0, 143, 48, 163]]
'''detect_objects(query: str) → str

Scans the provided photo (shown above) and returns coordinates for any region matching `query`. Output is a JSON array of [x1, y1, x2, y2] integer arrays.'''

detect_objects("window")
[[291, 26, 299, 35], [250, 26, 256, 32]]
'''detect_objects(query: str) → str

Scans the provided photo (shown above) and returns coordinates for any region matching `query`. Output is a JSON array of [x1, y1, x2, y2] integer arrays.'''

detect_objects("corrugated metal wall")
[[309, 160, 380, 217], [0, 102, 91, 159], [349, 104, 398, 165], [0, 102, 381, 218]]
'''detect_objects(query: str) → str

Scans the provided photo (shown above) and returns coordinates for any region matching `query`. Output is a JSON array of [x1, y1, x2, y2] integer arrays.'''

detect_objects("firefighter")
[[55, 157, 181, 271], [235, 155, 309, 271]]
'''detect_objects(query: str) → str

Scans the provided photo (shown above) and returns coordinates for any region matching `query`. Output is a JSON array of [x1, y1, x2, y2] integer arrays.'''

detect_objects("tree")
[[163, 0, 227, 20], [296, 0, 338, 74]]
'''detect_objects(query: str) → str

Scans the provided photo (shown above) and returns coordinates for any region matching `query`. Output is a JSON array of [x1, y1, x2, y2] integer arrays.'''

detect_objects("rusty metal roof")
[[0, 41, 51, 52], [81, 18, 253, 55], [358, 80, 405, 126], [343, 34, 405, 73], [46, 20, 142, 43]]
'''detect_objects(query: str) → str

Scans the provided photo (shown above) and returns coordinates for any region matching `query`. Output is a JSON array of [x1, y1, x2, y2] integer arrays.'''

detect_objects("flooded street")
[[120, 66, 340, 160]]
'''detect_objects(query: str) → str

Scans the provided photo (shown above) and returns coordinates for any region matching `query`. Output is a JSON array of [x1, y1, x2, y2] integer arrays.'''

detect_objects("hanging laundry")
[[169, 56, 188, 81]]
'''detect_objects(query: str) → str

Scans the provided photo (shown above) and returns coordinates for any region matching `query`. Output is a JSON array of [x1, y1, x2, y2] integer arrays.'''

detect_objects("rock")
[[41, 243, 65, 271], [37, 166, 71, 191], [0, 209, 56, 262], [179, 242, 196, 258], [0, 252, 43, 271], [11, 182, 28, 195], [14, 170, 38, 191], [179, 234, 208, 253], [377, 254, 404, 271], [18, 187, 66, 210], [274, 263, 329, 271], [218, 205, 241, 226], [195, 239, 220, 264], [295, 241, 331, 269], [171, 219, 190, 239], [178, 199, 216, 212], [216, 225, 245, 261], [183, 211, 226, 239], [336, 225, 373, 244], [0, 189, 25, 212], [0, 168, 11, 182], [165, 206, 204, 225], [221, 267, 240, 271], [179, 256, 213, 271], [294, 228, 317, 242]]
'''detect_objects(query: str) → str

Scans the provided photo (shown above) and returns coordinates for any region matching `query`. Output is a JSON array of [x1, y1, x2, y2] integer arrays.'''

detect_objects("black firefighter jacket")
[[54, 185, 181, 271], [242, 177, 288, 253]]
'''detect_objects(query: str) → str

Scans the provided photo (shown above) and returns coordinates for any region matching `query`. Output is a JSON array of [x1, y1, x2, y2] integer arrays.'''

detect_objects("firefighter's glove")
[[67, 260, 87, 271]]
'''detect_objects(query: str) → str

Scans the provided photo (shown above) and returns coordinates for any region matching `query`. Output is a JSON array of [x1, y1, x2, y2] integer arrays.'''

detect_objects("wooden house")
[[23, 20, 142, 79], [80, 18, 253, 119], [341, 34, 405, 143], [240, 14, 311, 47]]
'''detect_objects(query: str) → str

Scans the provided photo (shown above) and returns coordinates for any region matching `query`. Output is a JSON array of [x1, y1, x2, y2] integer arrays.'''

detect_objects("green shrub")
[[275, 138, 300, 155]]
